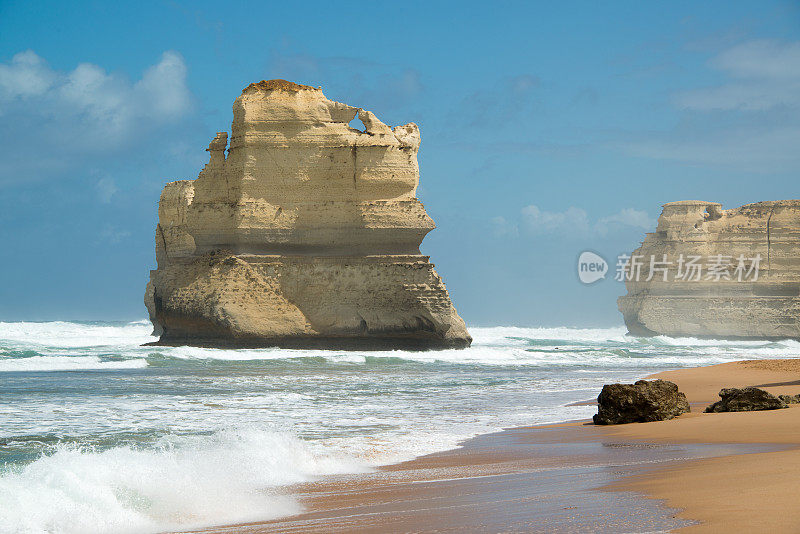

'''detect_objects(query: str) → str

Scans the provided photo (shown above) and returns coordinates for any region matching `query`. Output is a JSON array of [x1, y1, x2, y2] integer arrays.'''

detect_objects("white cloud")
[[623, 126, 800, 169], [675, 40, 800, 111], [490, 215, 519, 237], [98, 225, 131, 244], [595, 208, 656, 236], [675, 82, 799, 112], [0, 50, 192, 180], [135, 51, 191, 119], [521, 205, 591, 235], [714, 40, 800, 80], [622, 39, 800, 171], [498, 205, 654, 238], [0, 50, 56, 98], [95, 178, 117, 203]]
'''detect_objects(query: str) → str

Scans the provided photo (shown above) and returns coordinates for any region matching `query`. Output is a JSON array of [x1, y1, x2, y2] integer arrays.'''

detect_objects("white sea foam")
[[158, 340, 799, 367], [0, 411, 602, 534], [0, 320, 156, 348], [0, 356, 147, 372], [0, 428, 366, 534], [2, 320, 797, 367], [1, 320, 798, 533], [470, 325, 631, 345]]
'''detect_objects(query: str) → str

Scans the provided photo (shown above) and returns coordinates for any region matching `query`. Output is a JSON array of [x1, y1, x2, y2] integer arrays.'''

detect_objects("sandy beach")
[[607, 359, 800, 532], [188, 358, 800, 533]]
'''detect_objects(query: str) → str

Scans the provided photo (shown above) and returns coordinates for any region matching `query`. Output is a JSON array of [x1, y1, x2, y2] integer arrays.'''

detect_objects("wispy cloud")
[[490, 216, 519, 237], [95, 177, 117, 203], [0, 50, 192, 186], [0, 50, 191, 136], [448, 74, 540, 129], [521, 205, 591, 236], [595, 207, 656, 236], [675, 40, 800, 111], [97, 225, 131, 245], [0, 50, 56, 98], [623, 126, 800, 168], [493, 205, 655, 238], [620, 39, 800, 171]]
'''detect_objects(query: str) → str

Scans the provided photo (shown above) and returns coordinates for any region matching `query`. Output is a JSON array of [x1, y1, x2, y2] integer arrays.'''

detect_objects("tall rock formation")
[[145, 80, 471, 349], [618, 200, 800, 340]]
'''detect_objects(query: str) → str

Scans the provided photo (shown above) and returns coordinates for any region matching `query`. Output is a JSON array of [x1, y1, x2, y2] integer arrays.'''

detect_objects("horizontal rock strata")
[[618, 200, 800, 340], [145, 80, 471, 349]]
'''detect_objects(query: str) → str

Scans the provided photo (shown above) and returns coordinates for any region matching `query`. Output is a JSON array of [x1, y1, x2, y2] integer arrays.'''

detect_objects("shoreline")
[[187, 358, 800, 533], [188, 425, 767, 534], [605, 359, 800, 532]]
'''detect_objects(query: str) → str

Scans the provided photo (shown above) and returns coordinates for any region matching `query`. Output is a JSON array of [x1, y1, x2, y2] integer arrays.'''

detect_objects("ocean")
[[1, 320, 798, 533]]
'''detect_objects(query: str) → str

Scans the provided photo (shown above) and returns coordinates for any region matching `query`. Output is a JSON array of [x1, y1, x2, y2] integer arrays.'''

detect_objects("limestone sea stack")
[[618, 200, 800, 340], [144, 80, 471, 349]]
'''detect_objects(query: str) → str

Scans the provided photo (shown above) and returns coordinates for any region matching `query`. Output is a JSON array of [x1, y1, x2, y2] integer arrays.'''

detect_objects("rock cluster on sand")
[[593, 379, 690, 425], [618, 200, 800, 340], [145, 80, 471, 349], [705, 387, 787, 412]]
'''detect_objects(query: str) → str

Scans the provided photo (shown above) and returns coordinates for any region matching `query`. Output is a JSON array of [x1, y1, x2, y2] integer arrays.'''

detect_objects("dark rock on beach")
[[705, 387, 788, 413], [593, 379, 690, 425], [778, 394, 800, 404]]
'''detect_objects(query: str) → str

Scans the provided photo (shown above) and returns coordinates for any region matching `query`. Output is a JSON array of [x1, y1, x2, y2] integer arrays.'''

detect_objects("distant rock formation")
[[618, 200, 800, 340], [145, 80, 471, 349]]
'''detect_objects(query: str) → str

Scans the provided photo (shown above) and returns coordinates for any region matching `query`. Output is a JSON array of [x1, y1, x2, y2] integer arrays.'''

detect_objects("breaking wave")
[[1, 320, 798, 532], [0, 428, 363, 534]]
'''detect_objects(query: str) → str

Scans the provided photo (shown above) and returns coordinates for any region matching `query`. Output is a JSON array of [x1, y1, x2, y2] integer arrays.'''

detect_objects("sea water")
[[1, 320, 798, 533]]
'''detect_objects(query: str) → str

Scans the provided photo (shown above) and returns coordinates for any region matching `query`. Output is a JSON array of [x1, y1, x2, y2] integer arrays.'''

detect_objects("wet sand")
[[607, 359, 800, 532], [188, 359, 800, 533]]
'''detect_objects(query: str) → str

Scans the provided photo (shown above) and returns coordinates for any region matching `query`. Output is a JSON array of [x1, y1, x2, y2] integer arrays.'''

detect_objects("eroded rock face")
[[705, 387, 787, 412], [145, 80, 471, 349], [618, 200, 800, 340], [593, 379, 690, 425]]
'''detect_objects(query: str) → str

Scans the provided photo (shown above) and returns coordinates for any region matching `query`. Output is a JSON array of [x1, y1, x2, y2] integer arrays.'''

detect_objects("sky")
[[0, 1, 798, 326]]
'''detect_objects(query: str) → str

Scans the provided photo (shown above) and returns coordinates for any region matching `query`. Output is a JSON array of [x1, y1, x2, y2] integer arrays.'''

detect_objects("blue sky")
[[0, 1, 798, 326]]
